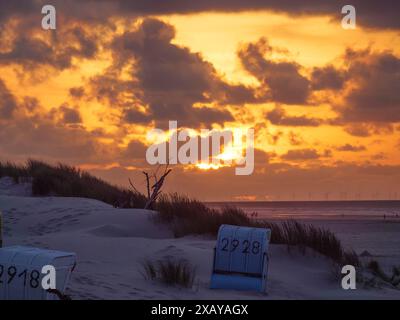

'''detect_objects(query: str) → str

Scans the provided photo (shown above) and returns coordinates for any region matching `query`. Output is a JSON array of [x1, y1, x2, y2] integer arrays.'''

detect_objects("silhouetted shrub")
[[140, 258, 196, 288]]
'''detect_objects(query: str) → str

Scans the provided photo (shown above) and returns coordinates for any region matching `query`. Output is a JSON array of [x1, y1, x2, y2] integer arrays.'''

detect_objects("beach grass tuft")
[[140, 258, 196, 288], [367, 260, 400, 287]]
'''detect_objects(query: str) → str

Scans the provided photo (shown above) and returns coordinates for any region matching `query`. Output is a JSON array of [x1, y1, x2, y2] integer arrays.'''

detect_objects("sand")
[[0, 177, 399, 299]]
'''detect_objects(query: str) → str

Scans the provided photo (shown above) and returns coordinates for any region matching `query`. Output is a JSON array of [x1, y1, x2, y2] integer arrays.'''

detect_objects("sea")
[[208, 200, 400, 220]]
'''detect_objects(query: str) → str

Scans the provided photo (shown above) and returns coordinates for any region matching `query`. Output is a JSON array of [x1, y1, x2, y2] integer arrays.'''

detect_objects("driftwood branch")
[[144, 166, 172, 210], [142, 172, 151, 200], [128, 165, 172, 210]]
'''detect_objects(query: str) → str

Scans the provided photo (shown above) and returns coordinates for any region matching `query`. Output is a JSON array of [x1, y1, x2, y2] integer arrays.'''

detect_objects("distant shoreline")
[[207, 200, 400, 204], [207, 200, 400, 221]]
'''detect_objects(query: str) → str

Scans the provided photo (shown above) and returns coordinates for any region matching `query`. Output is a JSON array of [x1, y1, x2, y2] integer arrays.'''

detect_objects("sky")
[[0, 0, 399, 201]]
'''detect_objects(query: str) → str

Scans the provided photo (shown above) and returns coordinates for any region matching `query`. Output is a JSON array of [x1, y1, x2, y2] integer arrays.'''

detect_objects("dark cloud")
[[238, 38, 310, 105], [92, 18, 247, 127], [342, 123, 394, 137], [343, 124, 372, 137], [1, 1, 399, 31], [0, 79, 17, 118], [69, 87, 85, 99], [254, 148, 275, 165], [60, 105, 82, 124], [90, 71, 139, 109], [0, 82, 114, 164], [281, 148, 332, 161], [0, 115, 106, 163], [311, 65, 346, 90], [216, 82, 262, 105], [72, 0, 400, 30], [266, 107, 322, 126], [123, 109, 151, 124], [337, 51, 400, 123], [336, 144, 366, 152], [281, 148, 320, 161], [0, 2, 37, 24], [0, 25, 98, 71], [123, 140, 147, 159], [192, 107, 234, 125]]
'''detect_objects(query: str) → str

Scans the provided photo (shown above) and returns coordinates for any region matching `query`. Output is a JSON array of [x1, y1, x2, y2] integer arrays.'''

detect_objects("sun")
[[195, 141, 247, 171]]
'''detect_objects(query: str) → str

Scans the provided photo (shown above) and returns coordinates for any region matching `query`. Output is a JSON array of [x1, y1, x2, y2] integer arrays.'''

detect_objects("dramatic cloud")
[[0, 4, 398, 200], [338, 50, 400, 123], [311, 65, 346, 91], [281, 149, 321, 161], [0, 25, 98, 71], [343, 124, 373, 137], [1, 1, 399, 31], [91, 18, 259, 127], [69, 87, 85, 99], [0, 116, 105, 163], [60, 105, 82, 124], [132, 1, 400, 30], [0, 80, 112, 164], [281, 148, 332, 161], [0, 79, 17, 118], [336, 144, 366, 152], [342, 123, 395, 137], [123, 140, 148, 159], [239, 38, 310, 105], [123, 109, 152, 125], [0, 2, 37, 24], [266, 107, 322, 127]]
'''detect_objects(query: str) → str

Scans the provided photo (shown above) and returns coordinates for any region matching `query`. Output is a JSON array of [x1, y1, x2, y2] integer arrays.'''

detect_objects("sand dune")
[[0, 178, 399, 299]]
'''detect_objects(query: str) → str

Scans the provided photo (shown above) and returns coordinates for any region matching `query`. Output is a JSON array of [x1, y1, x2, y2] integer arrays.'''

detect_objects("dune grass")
[[140, 258, 197, 288], [0, 159, 147, 208], [155, 193, 251, 237], [367, 260, 400, 287], [262, 220, 360, 267], [155, 193, 360, 266]]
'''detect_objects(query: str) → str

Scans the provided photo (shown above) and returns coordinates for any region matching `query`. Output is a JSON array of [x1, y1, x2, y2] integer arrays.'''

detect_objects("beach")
[[0, 177, 399, 300]]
